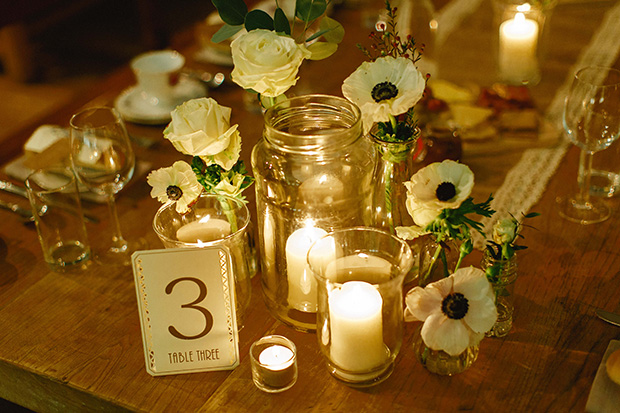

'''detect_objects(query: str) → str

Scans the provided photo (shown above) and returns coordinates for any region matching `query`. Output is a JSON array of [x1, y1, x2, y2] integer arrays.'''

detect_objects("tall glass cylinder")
[[252, 95, 375, 332], [308, 227, 413, 387]]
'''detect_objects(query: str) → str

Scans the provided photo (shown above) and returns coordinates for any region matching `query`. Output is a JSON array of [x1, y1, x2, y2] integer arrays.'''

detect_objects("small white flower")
[[404, 266, 497, 356], [164, 98, 241, 171], [147, 161, 203, 214], [404, 160, 474, 227], [230, 29, 312, 97], [493, 218, 517, 245], [342, 56, 426, 134]]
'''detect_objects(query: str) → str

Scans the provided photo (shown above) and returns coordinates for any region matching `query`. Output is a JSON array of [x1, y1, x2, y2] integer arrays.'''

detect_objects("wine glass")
[[558, 66, 620, 224], [70, 106, 145, 264]]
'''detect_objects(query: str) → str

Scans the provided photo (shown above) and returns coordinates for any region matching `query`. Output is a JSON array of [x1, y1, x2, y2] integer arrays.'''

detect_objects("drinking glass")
[[558, 66, 620, 224], [70, 106, 144, 264]]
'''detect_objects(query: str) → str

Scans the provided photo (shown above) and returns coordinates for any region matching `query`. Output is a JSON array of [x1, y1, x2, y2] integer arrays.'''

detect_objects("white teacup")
[[130, 50, 185, 107]]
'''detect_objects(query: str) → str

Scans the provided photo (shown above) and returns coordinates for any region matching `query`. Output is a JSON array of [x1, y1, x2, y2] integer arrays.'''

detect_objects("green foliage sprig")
[[191, 157, 255, 203]]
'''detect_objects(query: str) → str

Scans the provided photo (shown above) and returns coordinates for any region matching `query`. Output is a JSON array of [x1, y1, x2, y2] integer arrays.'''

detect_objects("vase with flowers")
[[396, 159, 495, 286], [147, 97, 256, 327], [483, 212, 539, 337], [342, 1, 427, 235]]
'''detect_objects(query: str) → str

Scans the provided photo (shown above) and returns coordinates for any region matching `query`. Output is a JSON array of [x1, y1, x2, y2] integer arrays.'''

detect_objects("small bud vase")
[[412, 327, 479, 376], [481, 250, 518, 337], [416, 234, 460, 287]]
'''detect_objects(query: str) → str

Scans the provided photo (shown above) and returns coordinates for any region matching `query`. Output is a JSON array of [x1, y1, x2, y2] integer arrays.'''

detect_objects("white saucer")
[[115, 78, 206, 125]]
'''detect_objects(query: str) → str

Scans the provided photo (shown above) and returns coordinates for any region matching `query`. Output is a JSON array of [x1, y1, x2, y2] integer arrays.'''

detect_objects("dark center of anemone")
[[436, 182, 456, 202], [371, 81, 399, 102], [441, 292, 469, 320], [166, 185, 183, 201]]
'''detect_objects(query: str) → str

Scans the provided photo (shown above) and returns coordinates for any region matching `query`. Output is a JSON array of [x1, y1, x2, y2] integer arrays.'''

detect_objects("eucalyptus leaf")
[[320, 17, 344, 43], [274, 7, 291, 35], [211, 23, 244, 44], [306, 41, 338, 60], [212, 0, 248, 26], [296, 0, 327, 24], [245, 9, 275, 31]]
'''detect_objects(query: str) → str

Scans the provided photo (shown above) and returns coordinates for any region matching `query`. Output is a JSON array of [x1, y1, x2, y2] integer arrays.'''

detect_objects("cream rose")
[[230, 29, 312, 97], [164, 97, 241, 171]]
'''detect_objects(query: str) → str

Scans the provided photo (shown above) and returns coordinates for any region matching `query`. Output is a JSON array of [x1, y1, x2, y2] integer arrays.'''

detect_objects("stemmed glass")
[[70, 107, 144, 264], [558, 66, 620, 224]]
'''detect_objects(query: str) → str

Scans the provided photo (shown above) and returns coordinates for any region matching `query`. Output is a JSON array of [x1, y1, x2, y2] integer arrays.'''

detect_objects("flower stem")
[[218, 197, 238, 233], [424, 241, 443, 282]]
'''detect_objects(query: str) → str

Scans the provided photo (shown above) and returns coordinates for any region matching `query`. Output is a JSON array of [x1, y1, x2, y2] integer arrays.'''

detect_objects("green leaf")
[[274, 7, 291, 35], [306, 41, 338, 60], [296, 0, 327, 24], [211, 23, 244, 43], [319, 17, 344, 43], [245, 9, 275, 31], [212, 0, 248, 26]]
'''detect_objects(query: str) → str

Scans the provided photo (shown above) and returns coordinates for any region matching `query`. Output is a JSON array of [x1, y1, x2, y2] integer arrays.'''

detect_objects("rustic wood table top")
[[1, 1, 620, 411]]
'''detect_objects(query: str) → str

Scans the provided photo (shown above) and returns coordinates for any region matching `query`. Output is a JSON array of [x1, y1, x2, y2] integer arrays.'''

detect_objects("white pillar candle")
[[329, 281, 386, 373], [499, 11, 539, 84], [286, 226, 328, 311], [176, 218, 231, 244]]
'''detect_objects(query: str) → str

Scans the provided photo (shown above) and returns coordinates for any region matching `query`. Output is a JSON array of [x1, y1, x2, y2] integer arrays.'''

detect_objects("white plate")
[[115, 77, 206, 125]]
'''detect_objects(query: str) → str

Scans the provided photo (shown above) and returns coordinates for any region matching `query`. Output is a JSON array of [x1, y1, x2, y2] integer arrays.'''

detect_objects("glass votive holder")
[[492, 0, 556, 86], [250, 335, 298, 393], [152, 193, 255, 329], [307, 227, 414, 387]]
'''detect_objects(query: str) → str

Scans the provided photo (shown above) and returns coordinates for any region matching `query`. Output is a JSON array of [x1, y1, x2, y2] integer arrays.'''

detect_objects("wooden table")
[[1, 1, 620, 411]]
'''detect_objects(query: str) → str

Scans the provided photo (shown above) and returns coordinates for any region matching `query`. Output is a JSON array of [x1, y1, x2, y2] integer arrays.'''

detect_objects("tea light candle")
[[499, 11, 539, 84], [286, 225, 328, 311], [329, 281, 386, 373], [176, 218, 231, 244], [250, 336, 298, 393]]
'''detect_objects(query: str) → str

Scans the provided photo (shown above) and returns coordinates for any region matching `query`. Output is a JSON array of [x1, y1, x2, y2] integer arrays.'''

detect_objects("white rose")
[[164, 97, 241, 171], [230, 29, 312, 97]]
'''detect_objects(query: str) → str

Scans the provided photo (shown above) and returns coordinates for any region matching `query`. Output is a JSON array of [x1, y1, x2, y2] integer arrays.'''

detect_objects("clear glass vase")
[[308, 227, 414, 386], [416, 234, 460, 287], [251, 95, 376, 332], [152, 193, 255, 329], [370, 130, 422, 234], [481, 250, 518, 337], [412, 326, 479, 376]]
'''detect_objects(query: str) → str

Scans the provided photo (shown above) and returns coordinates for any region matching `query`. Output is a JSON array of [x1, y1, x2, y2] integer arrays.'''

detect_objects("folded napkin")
[[586, 340, 620, 413]]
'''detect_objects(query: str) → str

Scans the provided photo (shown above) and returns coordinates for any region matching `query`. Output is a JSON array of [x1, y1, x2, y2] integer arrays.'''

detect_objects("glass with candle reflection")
[[307, 227, 413, 387], [152, 193, 254, 328], [492, 0, 556, 85]]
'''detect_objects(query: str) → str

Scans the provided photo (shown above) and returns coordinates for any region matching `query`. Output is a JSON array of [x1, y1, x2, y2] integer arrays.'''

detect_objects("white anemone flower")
[[147, 161, 203, 214], [404, 160, 474, 220], [404, 266, 497, 356], [342, 56, 426, 134]]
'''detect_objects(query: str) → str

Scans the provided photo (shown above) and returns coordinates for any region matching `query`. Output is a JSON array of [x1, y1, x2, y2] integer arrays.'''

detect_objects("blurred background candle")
[[286, 224, 328, 312], [250, 335, 298, 393], [498, 8, 540, 84], [329, 281, 386, 375]]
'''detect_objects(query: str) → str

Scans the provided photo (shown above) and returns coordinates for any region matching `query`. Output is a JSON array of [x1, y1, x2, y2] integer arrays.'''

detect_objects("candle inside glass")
[[250, 335, 298, 393], [499, 11, 539, 84], [176, 217, 231, 243]]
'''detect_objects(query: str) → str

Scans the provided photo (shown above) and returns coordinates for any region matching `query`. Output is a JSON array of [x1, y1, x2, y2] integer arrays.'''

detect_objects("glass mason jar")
[[252, 95, 376, 332], [307, 227, 414, 387], [481, 250, 518, 337], [412, 326, 480, 376], [152, 193, 254, 329], [492, 0, 556, 86]]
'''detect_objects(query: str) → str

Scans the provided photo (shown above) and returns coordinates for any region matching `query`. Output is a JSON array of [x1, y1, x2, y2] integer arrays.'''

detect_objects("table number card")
[[132, 247, 240, 376]]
